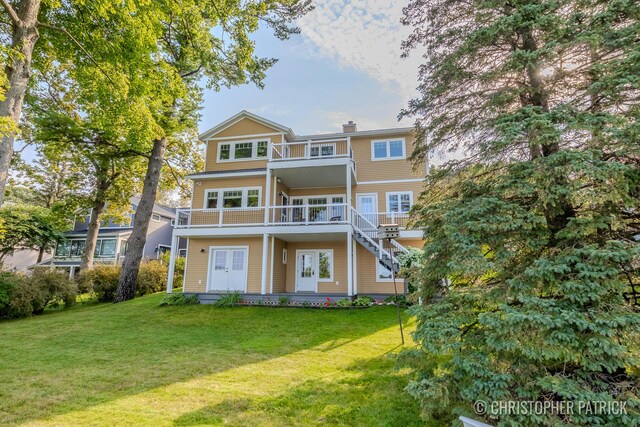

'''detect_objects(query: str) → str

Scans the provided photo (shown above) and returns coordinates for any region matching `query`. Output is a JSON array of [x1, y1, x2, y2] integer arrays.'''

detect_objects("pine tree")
[[400, 0, 640, 424]]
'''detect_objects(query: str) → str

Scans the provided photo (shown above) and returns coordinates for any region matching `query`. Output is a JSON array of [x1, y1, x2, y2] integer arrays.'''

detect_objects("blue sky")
[[200, 0, 421, 136]]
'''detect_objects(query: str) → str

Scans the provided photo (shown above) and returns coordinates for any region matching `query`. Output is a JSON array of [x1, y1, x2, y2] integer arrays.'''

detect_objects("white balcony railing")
[[175, 206, 410, 230], [270, 139, 353, 162], [176, 204, 350, 228]]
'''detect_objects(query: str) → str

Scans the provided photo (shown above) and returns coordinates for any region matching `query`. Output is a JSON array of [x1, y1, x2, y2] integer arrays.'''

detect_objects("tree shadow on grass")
[[0, 295, 406, 425], [173, 356, 434, 427]]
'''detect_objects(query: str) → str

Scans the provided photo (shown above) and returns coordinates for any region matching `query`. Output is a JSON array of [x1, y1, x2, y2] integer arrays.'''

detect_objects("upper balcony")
[[267, 138, 356, 188]]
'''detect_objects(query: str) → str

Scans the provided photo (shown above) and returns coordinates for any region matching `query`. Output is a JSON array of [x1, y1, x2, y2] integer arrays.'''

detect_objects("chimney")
[[342, 120, 357, 133]]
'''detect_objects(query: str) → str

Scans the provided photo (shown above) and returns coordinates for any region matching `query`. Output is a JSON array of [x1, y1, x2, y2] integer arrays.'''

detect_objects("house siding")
[[183, 236, 264, 293], [285, 240, 349, 294], [271, 238, 287, 293], [350, 134, 425, 182], [191, 176, 268, 210]]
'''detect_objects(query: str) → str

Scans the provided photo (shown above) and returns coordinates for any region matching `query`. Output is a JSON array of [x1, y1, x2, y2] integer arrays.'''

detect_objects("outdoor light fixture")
[[200, 248, 206, 253]]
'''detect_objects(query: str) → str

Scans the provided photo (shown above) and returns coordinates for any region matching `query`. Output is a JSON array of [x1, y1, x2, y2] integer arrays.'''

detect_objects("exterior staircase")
[[350, 207, 408, 274]]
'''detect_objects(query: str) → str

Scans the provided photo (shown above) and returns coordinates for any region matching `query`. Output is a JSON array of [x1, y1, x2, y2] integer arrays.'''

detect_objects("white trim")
[[290, 194, 346, 205], [203, 186, 262, 210], [356, 193, 378, 215], [352, 237, 358, 295], [282, 248, 288, 264], [188, 170, 266, 180], [269, 235, 275, 294], [317, 249, 334, 282], [370, 137, 406, 161], [207, 132, 283, 141], [199, 110, 295, 141], [261, 234, 269, 294], [347, 231, 353, 296], [357, 178, 423, 185], [156, 244, 171, 259], [385, 191, 414, 213], [206, 246, 250, 293], [295, 250, 318, 293], [151, 213, 161, 222], [173, 224, 351, 237], [293, 249, 334, 292], [178, 248, 187, 257], [216, 138, 270, 163]]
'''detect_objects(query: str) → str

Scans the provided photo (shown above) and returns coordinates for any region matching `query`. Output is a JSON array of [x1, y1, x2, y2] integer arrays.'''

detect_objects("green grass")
[[0, 293, 429, 426]]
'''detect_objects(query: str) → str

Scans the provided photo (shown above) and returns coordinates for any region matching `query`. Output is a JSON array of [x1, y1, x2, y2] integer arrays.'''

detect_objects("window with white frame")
[[204, 188, 262, 209], [151, 214, 161, 222], [371, 138, 406, 160], [386, 192, 413, 213], [217, 139, 269, 162], [318, 250, 333, 281], [282, 248, 288, 264]]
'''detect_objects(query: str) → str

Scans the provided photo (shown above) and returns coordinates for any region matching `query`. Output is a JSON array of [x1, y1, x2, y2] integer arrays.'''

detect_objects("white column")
[[264, 169, 272, 224], [261, 233, 269, 295], [347, 230, 353, 296], [346, 163, 352, 222], [269, 236, 275, 294], [352, 237, 358, 295], [166, 234, 179, 294], [272, 173, 277, 223]]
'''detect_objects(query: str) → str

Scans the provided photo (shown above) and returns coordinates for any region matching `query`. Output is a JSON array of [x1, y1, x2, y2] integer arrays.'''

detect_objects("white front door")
[[208, 248, 248, 292], [356, 193, 378, 226], [296, 251, 317, 292]]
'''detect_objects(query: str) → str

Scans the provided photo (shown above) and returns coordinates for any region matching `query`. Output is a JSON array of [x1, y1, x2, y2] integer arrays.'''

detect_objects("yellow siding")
[[356, 238, 423, 294], [350, 133, 426, 182], [271, 238, 287, 292], [285, 241, 348, 294], [354, 181, 424, 213], [204, 118, 284, 171], [191, 176, 268, 209], [183, 237, 264, 293]]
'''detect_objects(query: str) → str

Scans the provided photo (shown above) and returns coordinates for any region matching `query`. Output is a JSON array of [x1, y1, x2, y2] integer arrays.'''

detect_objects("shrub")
[[384, 294, 409, 306], [214, 291, 241, 307], [160, 252, 185, 289], [278, 296, 290, 306], [0, 271, 21, 317], [137, 261, 168, 296], [353, 296, 374, 307], [4, 269, 76, 318], [78, 265, 120, 302], [159, 293, 199, 306], [336, 298, 353, 307]]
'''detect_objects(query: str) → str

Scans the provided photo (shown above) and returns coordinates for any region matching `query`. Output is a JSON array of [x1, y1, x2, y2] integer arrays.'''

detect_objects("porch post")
[[166, 234, 179, 294], [347, 230, 353, 296], [261, 233, 269, 295], [352, 237, 358, 295], [346, 163, 352, 221], [269, 235, 275, 293], [264, 168, 272, 224]]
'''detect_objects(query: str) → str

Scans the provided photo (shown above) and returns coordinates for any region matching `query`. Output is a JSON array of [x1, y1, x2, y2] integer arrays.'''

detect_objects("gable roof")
[[199, 110, 295, 141], [130, 196, 176, 218]]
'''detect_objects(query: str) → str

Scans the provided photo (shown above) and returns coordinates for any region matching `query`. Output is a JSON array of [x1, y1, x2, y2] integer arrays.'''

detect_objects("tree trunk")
[[37, 246, 44, 263], [79, 174, 111, 271], [0, 0, 42, 206], [115, 137, 167, 302]]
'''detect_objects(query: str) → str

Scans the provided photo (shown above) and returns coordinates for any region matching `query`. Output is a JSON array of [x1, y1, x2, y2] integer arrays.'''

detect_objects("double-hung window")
[[204, 188, 261, 209], [387, 192, 412, 213], [371, 138, 406, 160], [217, 139, 269, 161]]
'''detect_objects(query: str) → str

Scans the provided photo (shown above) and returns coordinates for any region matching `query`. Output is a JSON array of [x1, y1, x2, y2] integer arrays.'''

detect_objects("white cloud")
[[297, 0, 422, 100]]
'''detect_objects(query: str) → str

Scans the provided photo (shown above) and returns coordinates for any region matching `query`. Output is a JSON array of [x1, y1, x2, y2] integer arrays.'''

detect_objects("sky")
[[199, 0, 423, 136]]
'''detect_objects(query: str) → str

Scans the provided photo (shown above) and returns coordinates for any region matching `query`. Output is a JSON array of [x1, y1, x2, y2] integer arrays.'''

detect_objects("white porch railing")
[[358, 211, 411, 228], [270, 138, 353, 161], [175, 204, 349, 228]]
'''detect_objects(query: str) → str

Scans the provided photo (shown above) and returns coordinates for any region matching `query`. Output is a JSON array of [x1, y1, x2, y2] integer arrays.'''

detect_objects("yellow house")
[[165, 111, 426, 302]]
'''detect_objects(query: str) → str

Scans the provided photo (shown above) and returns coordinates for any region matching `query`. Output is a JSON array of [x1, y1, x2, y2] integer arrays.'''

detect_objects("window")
[[222, 190, 242, 208], [234, 142, 253, 159], [247, 189, 260, 207], [178, 248, 187, 257], [257, 141, 268, 157], [290, 194, 346, 222], [171, 219, 176, 226], [121, 240, 128, 256], [97, 239, 117, 257], [387, 192, 413, 213], [318, 250, 333, 281], [205, 191, 219, 209], [217, 139, 270, 161], [282, 248, 288, 264], [156, 245, 171, 258], [204, 188, 261, 209], [70, 240, 85, 257], [55, 240, 71, 257], [310, 143, 335, 157], [151, 214, 161, 222], [377, 261, 393, 281], [371, 138, 406, 160], [219, 144, 231, 160]]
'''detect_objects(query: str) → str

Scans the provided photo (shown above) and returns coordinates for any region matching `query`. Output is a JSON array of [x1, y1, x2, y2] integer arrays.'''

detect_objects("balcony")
[[176, 204, 349, 228], [268, 139, 356, 188]]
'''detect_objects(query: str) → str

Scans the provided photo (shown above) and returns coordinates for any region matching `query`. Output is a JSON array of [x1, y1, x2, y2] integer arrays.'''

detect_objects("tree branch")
[[0, 0, 21, 26], [37, 21, 116, 86]]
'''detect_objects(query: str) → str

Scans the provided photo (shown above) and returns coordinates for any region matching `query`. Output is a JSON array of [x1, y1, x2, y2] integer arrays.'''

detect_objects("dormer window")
[[217, 139, 270, 162]]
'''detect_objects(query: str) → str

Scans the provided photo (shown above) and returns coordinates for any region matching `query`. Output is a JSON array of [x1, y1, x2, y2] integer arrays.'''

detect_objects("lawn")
[[0, 294, 428, 426]]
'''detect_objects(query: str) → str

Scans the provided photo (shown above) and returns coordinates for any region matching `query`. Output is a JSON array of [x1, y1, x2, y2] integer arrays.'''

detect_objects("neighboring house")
[[36, 197, 183, 277], [165, 110, 426, 301]]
